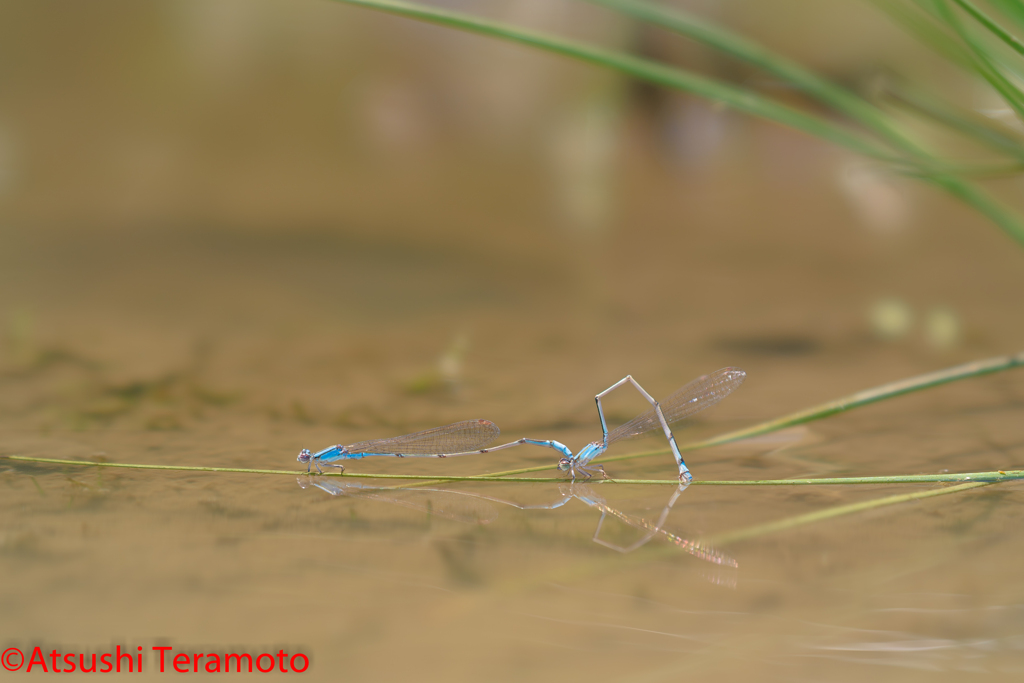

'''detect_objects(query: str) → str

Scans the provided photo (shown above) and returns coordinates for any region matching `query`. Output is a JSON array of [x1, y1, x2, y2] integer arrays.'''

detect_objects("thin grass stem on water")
[[4, 456, 1023, 487], [381, 350, 1022, 484], [4, 351, 1022, 485], [706, 481, 993, 546], [501, 479, 997, 589]]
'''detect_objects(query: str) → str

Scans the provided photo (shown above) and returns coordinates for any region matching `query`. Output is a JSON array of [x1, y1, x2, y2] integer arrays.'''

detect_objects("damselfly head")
[[557, 457, 572, 472], [297, 449, 312, 464]]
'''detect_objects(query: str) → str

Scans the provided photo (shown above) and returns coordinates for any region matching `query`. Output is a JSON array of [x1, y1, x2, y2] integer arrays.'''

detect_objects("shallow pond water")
[[2, 3, 1024, 674], [3, 177, 1024, 682]]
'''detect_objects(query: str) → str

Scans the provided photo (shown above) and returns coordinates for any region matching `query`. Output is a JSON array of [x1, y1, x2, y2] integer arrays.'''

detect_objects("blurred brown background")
[[2, 3, 1024, 680], [1, 0, 1020, 421]]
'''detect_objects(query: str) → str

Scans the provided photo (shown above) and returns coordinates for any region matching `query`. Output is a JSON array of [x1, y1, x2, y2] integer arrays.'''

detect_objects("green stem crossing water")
[[4, 455, 1022, 487]]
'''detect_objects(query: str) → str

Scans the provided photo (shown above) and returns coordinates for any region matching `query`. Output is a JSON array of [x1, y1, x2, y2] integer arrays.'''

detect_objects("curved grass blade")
[[883, 82, 1024, 163], [330, 0, 891, 161], [586, 0, 908, 148], [706, 481, 991, 546], [584, 0, 1024, 246], [988, 0, 1024, 32], [932, 174, 1024, 247], [586, 0, 1024, 163], [493, 480, 1002, 592], [937, 0, 1024, 121], [951, 0, 1024, 59], [599, 349, 1024, 466], [452, 350, 1024, 479], [332, 0, 1024, 248], [865, 0, 974, 69]]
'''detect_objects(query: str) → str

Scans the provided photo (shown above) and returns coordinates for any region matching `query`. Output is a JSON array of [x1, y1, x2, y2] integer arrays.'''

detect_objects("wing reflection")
[[501, 483, 737, 568], [298, 477, 736, 572], [297, 477, 499, 525]]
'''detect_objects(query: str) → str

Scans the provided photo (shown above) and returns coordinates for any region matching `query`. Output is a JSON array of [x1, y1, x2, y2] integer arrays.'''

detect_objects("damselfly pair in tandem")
[[297, 367, 745, 482]]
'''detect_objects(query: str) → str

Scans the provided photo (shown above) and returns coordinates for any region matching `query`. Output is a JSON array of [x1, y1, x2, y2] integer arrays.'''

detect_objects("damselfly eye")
[[297, 449, 312, 463]]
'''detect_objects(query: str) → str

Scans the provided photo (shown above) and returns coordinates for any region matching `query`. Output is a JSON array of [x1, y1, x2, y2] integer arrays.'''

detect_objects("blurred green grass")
[[334, 0, 1024, 246]]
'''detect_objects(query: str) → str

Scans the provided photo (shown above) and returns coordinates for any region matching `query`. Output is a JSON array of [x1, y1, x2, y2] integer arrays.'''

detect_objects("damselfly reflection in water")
[[297, 367, 745, 481], [297, 477, 499, 525], [298, 478, 736, 571], [516, 483, 737, 568]]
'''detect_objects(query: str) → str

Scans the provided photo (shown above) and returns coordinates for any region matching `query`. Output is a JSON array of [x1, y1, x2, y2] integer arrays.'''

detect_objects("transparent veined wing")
[[344, 419, 500, 455], [605, 368, 746, 445]]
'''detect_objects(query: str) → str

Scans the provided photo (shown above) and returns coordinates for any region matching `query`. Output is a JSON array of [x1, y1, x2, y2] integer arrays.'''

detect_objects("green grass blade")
[[691, 471, 1021, 485], [588, 0, 1022, 161], [707, 481, 991, 546], [898, 160, 1024, 178], [6, 353, 1022, 486], [585, 0, 911, 150], [602, 350, 1024, 465], [885, 82, 1024, 162], [21, 351, 1008, 485], [5, 455, 1023, 486], [988, 0, 1024, 31], [585, 0, 1024, 246], [332, 1, 1024, 248], [865, 0, 974, 69], [330, 0, 892, 160], [919, 175, 1024, 245], [501, 480, 996, 591], [937, 0, 1024, 120], [951, 0, 1024, 58], [391, 350, 1024, 483]]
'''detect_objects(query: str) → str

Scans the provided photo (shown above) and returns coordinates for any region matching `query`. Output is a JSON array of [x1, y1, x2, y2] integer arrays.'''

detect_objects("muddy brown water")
[[3, 21, 1024, 674], [4, 166, 1024, 681]]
